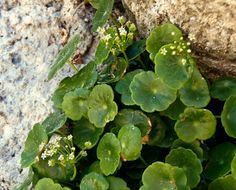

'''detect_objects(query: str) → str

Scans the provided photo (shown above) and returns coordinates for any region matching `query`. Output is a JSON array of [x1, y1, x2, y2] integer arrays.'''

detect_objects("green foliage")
[[165, 147, 202, 188], [118, 124, 142, 161], [20, 15, 236, 189], [174, 107, 216, 142], [204, 142, 236, 180], [21, 124, 48, 168], [97, 133, 121, 175], [130, 71, 177, 112], [80, 172, 109, 190], [88, 84, 118, 128], [140, 162, 190, 190], [34, 178, 70, 190], [48, 34, 80, 80], [211, 78, 236, 101], [91, 0, 114, 32], [221, 95, 236, 137]]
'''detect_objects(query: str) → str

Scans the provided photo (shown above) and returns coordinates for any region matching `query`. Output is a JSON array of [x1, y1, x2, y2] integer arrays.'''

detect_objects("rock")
[[0, 0, 95, 189], [122, 0, 236, 79]]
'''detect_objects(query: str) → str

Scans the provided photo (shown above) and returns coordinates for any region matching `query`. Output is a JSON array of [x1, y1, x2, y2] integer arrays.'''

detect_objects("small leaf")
[[179, 66, 210, 108], [97, 133, 121, 175], [52, 61, 97, 108], [35, 178, 71, 190], [112, 109, 151, 137], [72, 118, 104, 149], [42, 111, 67, 135], [62, 88, 90, 121], [146, 23, 183, 61], [88, 84, 118, 128], [208, 175, 236, 190], [204, 142, 236, 180], [98, 57, 128, 84], [107, 176, 130, 190], [48, 34, 80, 80], [161, 98, 186, 120], [21, 124, 48, 168], [155, 45, 193, 89], [211, 78, 236, 101], [130, 71, 177, 112], [126, 39, 146, 60], [115, 69, 143, 105], [80, 172, 109, 190], [92, 0, 114, 32], [221, 95, 236, 138], [140, 162, 190, 190], [165, 147, 202, 188], [171, 139, 204, 160], [174, 107, 216, 142], [118, 124, 142, 161]]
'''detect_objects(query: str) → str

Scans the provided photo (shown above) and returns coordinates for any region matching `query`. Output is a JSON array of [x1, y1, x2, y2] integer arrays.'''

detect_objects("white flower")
[[118, 16, 125, 24], [58, 155, 64, 161], [41, 152, 47, 160], [181, 59, 187, 65], [171, 32, 175, 36], [119, 26, 127, 36], [187, 49, 191, 53], [172, 51, 176, 55], [103, 34, 112, 42], [71, 147, 76, 151], [48, 159, 55, 167], [160, 48, 167, 55], [68, 152, 75, 160], [67, 135, 73, 141], [84, 141, 92, 148], [80, 150, 87, 157], [188, 33, 196, 41]]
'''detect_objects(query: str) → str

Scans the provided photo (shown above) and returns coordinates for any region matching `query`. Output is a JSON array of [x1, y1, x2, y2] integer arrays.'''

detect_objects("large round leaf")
[[179, 66, 210, 108], [62, 88, 90, 121], [80, 172, 109, 190], [174, 108, 216, 142], [112, 109, 151, 137], [155, 44, 193, 89], [146, 23, 183, 61], [221, 95, 236, 138], [130, 71, 177, 112], [118, 124, 142, 161], [106, 176, 130, 190], [35, 178, 70, 190], [171, 139, 203, 160], [97, 133, 121, 176], [88, 84, 118, 128], [140, 162, 190, 190], [165, 147, 202, 188], [115, 69, 143, 105], [204, 142, 236, 180], [211, 78, 236, 101], [208, 175, 236, 190], [72, 118, 104, 149]]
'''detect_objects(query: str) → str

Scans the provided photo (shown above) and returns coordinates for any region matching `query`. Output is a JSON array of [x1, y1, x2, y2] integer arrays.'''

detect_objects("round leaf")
[[97, 133, 121, 176], [130, 71, 177, 112], [211, 78, 236, 101], [209, 175, 236, 190], [106, 176, 130, 190], [115, 69, 143, 105], [118, 124, 142, 161], [221, 95, 236, 138], [179, 66, 210, 107], [80, 172, 109, 190], [155, 44, 193, 89], [72, 118, 104, 149], [88, 84, 118, 128], [146, 23, 183, 61], [165, 147, 202, 188], [174, 108, 216, 142], [62, 88, 90, 121], [112, 109, 151, 137], [171, 139, 204, 160], [140, 162, 190, 190], [35, 178, 71, 190], [204, 142, 236, 180]]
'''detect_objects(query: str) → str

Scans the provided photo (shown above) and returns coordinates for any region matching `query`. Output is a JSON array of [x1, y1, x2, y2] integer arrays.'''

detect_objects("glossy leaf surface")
[[208, 175, 236, 190], [35, 178, 70, 190], [174, 108, 216, 142], [107, 176, 130, 190], [130, 71, 177, 112], [126, 39, 146, 60]]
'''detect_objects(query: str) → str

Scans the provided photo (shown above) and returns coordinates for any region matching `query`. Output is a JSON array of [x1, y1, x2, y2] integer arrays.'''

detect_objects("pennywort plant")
[[17, 1, 236, 190]]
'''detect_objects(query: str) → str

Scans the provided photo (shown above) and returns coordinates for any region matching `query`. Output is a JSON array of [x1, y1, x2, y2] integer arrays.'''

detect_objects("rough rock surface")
[[0, 0, 95, 189], [123, 0, 236, 79]]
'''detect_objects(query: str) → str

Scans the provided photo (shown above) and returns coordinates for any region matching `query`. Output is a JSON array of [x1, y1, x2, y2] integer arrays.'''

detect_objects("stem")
[[110, 15, 122, 39], [122, 50, 129, 64], [215, 115, 221, 119], [68, 61, 79, 73], [70, 165, 77, 180], [139, 155, 148, 166]]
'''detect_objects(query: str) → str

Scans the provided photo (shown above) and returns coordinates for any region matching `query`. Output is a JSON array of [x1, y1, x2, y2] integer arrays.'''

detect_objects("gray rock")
[[0, 0, 94, 189], [122, 0, 236, 79]]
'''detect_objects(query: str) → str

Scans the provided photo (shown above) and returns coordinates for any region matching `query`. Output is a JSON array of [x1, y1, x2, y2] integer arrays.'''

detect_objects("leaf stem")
[[68, 61, 79, 73], [70, 164, 77, 180], [122, 50, 129, 64], [139, 155, 148, 166], [215, 115, 221, 119]]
